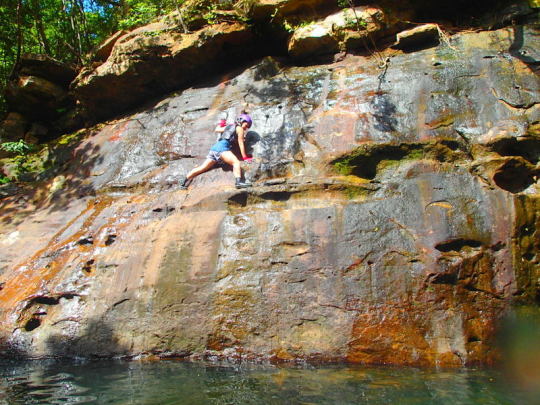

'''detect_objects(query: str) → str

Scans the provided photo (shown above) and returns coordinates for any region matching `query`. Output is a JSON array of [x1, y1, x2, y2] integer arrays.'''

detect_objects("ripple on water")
[[0, 359, 533, 405]]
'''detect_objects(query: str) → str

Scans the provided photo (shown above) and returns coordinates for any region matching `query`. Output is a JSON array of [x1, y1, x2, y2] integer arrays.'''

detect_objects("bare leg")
[[186, 159, 216, 180], [219, 151, 241, 178], [220, 151, 251, 188]]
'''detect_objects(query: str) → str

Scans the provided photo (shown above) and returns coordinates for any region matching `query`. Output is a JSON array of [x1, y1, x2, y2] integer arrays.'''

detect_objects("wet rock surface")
[[0, 23, 539, 366]]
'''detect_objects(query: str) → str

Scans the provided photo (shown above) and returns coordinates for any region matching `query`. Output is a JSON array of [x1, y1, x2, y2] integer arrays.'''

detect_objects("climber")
[[179, 113, 254, 190]]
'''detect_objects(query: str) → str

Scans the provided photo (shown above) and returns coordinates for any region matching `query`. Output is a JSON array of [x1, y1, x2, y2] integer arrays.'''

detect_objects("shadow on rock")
[[45, 318, 128, 359], [43, 140, 104, 212], [0, 137, 104, 229], [510, 24, 540, 74], [245, 130, 261, 156]]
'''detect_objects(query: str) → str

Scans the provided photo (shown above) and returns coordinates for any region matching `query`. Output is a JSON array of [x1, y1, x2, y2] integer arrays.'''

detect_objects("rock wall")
[[0, 11, 539, 366]]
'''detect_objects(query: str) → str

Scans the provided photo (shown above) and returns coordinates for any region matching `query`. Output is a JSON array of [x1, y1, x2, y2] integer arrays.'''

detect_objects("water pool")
[[0, 359, 534, 404]]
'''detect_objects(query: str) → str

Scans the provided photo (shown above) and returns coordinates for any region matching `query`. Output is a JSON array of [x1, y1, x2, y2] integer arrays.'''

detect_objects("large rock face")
[[0, 23, 539, 366], [72, 20, 255, 122]]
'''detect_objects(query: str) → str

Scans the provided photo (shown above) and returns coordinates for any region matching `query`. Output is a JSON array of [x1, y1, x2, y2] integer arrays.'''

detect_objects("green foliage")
[[337, 0, 368, 30], [11, 154, 35, 175], [0, 140, 34, 155], [343, 9, 367, 30], [281, 19, 313, 33], [0, 1, 252, 112], [0, 140, 40, 180], [282, 19, 294, 33], [119, 0, 160, 29], [0, 0, 121, 112], [203, 3, 220, 24]]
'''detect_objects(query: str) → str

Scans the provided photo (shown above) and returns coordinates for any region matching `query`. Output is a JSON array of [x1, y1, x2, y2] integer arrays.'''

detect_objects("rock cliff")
[[0, 0, 539, 367]]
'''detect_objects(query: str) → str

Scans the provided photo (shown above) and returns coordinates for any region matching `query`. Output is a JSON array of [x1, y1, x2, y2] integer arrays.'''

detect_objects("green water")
[[0, 359, 534, 404]]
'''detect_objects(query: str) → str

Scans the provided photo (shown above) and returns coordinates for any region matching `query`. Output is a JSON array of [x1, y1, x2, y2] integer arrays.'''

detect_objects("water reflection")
[[0, 360, 529, 405]]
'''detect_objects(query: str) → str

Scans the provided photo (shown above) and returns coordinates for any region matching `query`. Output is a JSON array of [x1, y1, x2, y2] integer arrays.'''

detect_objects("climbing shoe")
[[235, 178, 251, 189], [179, 176, 189, 190]]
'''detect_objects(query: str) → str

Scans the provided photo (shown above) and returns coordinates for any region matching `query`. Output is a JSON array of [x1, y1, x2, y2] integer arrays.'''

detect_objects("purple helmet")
[[237, 113, 252, 128]]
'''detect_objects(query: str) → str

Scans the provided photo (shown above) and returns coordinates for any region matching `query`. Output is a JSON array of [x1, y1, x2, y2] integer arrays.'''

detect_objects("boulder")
[[0, 112, 27, 143], [394, 23, 440, 51], [93, 30, 128, 63], [5, 76, 69, 121], [14, 54, 77, 87], [287, 6, 386, 60], [287, 22, 339, 59], [3, 54, 78, 138], [72, 21, 255, 122]]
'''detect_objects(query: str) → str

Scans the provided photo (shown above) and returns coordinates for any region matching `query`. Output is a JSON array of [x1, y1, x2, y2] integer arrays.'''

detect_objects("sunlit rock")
[[93, 30, 128, 63], [72, 21, 254, 123], [394, 23, 440, 51], [0, 9, 539, 367], [287, 6, 386, 60]]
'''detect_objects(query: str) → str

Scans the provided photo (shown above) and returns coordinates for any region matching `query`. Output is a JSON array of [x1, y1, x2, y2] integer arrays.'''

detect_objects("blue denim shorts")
[[207, 150, 223, 163]]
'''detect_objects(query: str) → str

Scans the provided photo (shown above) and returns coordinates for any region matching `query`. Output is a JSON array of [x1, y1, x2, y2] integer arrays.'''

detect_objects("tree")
[[0, 0, 191, 117]]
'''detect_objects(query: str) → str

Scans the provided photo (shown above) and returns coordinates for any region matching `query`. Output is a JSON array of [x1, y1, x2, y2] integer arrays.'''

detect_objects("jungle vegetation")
[[0, 0, 201, 115]]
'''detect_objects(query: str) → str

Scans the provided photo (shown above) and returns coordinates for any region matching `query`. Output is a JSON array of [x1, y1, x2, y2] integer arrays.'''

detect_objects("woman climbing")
[[180, 113, 253, 190]]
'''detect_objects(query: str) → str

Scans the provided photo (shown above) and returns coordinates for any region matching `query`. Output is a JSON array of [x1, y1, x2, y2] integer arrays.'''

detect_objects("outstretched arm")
[[236, 126, 248, 159]]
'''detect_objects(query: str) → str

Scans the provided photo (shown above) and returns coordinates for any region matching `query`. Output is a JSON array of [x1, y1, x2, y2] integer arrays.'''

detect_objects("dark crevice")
[[491, 241, 505, 251], [24, 318, 41, 332], [435, 239, 482, 252], [228, 192, 248, 208], [77, 236, 94, 245], [463, 284, 502, 299], [428, 272, 458, 285], [259, 191, 293, 202], [520, 224, 534, 236], [394, 36, 440, 53], [82, 259, 95, 274], [112, 298, 130, 308], [492, 159, 536, 193], [105, 234, 117, 246], [28, 294, 76, 306], [20, 293, 78, 333], [333, 145, 410, 179], [440, 140, 461, 151], [410, 0, 532, 28], [332, 142, 465, 179], [489, 137, 540, 164], [31, 296, 61, 305]]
